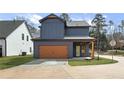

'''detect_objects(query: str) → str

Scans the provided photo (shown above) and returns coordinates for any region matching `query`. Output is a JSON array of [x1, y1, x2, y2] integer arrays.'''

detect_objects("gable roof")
[[0, 20, 24, 38], [66, 21, 90, 27], [39, 13, 65, 23]]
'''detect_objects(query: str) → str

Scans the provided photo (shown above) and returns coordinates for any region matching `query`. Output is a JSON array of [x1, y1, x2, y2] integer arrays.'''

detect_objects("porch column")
[[86, 42, 90, 57], [91, 41, 95, 59], [80, 44, 83, 57]]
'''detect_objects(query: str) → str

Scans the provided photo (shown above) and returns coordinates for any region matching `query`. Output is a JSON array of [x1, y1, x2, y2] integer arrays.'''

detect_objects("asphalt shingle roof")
[[66, 21, 90, 27], [0, 20, 24, 38]]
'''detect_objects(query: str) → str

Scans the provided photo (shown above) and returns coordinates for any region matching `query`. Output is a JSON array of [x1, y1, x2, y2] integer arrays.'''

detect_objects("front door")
[[74, 42, 86, 57]]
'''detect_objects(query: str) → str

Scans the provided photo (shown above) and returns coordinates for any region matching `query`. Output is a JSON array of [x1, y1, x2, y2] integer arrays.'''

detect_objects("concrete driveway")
[[0, 59, 72, 79], [0, 55, 124, 79]]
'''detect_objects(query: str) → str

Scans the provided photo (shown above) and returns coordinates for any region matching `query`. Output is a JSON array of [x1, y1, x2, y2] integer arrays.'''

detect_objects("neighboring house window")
[[30, 47, 32, 53], [22, 33, 24, 40], [27, 35, 29, 41]]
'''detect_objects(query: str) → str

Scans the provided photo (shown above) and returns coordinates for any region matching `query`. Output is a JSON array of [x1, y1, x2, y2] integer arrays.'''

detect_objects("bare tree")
[[91, 14, 107, 60], [60, 13, 71, 22], [14, 16, 38, 34]]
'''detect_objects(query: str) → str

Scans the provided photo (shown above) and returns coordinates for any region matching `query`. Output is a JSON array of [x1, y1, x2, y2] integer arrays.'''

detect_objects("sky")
[[0, 13, 124, 29]]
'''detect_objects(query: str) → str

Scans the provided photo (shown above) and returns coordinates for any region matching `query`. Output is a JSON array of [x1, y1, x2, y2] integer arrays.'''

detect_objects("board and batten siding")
[[41, 19, 65, 39], [34, 41, 73, 58], [0, 39, 5, 56], [66, 27, 89, 36], [6, 22, 33, 56]]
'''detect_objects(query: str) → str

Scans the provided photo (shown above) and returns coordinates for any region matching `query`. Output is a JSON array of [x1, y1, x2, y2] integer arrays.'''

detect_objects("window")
[[76, 46, 80, 57], [30, 47, 32, 53], [27, 35, 29, 41], [22, 33, 24, 40]]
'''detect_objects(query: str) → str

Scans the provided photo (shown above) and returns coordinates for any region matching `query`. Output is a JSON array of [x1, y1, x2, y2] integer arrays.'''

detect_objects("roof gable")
[[0, 20, 24, 38], [39, 13, 65, 23]]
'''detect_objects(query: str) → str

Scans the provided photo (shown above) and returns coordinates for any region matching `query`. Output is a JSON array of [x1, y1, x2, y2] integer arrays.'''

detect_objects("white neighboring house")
[[0, 20, 33, 57]]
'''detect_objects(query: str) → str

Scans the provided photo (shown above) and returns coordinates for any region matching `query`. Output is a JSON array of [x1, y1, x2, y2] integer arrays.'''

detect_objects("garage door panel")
[[39, 45, 68, 59]]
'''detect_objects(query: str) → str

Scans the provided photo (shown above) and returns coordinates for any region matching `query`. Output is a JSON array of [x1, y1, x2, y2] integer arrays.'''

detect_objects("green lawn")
[[0, 55, 34, 69], [107, 50, 124, 56], [68, 57, 118, 66]]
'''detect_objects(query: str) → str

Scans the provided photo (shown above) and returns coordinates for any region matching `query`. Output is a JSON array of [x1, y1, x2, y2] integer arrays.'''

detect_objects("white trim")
[[64, 36, 95, 39]]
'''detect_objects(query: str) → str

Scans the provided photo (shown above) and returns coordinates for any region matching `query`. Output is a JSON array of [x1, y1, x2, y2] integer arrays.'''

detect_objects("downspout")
[[33, 40, 35, 58], [4, 38, 7, 56]]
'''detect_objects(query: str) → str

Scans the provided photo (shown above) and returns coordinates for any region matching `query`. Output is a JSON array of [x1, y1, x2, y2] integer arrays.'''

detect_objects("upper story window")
[[27, 35, 29, 41], [22, 33, 24, 40]]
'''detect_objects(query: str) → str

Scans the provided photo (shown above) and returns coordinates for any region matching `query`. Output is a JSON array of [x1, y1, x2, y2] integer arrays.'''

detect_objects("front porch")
[[73, 41, 94, 59]]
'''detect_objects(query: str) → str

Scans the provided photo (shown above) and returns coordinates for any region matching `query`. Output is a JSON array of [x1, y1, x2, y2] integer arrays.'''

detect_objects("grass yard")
[[107, 50, 124, 56], [68, 57, 118, 66], [0, 55, 34, 69]]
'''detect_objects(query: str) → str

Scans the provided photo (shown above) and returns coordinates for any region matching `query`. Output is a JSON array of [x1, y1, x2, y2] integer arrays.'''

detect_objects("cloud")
[[16, 14, 42, 25], [71, 17, 83, 21], [103, 15, 107, 18], [86, 19, 92, 25], [83, 17, 92, 25], [29, 14, 42, 24], [16, 14, 43, 29]]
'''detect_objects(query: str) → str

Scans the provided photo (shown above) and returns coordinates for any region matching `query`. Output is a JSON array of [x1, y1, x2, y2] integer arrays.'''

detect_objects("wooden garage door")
[[39, 45, 68, 59]]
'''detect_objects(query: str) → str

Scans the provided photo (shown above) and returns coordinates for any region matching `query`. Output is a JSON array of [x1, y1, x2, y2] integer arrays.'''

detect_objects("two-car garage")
[[39, 45, 68, 59], [33, 41, 73, 59]]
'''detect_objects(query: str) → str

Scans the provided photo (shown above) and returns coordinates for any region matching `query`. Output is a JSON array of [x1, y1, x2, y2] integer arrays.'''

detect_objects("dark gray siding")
[[85, 43, 90, 57], [33, 41, 73, 58], [66, 27, 89, 36], [41, 19, 65, 39]]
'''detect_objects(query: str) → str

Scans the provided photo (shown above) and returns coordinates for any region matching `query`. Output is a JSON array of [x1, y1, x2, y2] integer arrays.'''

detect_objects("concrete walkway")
[[0, 55, 124, 79]]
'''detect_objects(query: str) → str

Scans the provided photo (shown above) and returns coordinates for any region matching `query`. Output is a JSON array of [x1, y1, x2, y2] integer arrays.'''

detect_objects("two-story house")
[[0, 20, 33, 57], [33, 14, 95, 59]]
